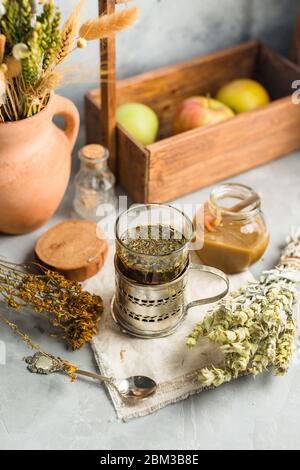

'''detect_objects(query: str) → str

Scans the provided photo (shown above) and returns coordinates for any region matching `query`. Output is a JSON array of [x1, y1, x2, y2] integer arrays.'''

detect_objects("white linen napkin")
[[85, 245, 253, 422]]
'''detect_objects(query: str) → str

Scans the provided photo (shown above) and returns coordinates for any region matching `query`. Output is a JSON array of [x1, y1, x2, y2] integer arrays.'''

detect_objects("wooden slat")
[[98, 0, 117, 175], [290, 3, 300, 65], [256, 44, 300, 99], [147, 97, 300, 202], [118, 126, 150, 202]]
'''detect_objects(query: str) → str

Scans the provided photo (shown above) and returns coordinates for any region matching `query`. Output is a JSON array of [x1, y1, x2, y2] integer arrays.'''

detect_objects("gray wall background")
[[56, 0, 299, 119]]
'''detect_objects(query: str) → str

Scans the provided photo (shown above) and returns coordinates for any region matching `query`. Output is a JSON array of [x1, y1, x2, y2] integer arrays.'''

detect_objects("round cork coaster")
[[35, 220, 108, 282]]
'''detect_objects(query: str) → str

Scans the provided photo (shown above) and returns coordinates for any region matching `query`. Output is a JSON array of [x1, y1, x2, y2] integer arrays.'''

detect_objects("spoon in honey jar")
[[25, 352, 157, 402], [204, 193, 260, 232]]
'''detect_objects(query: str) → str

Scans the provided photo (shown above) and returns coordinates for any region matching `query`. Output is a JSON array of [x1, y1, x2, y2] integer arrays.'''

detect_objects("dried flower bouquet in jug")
[[0, 0, 138, 121]]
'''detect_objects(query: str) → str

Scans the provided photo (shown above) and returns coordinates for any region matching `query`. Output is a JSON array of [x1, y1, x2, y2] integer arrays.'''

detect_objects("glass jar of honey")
[[194, 183, 269, 274]]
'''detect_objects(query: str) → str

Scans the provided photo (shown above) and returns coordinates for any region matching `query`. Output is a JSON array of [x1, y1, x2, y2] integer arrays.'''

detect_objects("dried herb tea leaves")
[[117, 224, 189, 284], [122, 224, 187, 255]]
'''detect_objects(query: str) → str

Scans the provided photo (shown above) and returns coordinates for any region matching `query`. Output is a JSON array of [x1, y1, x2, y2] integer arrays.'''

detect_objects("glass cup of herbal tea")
[[115, 204, 194, 285]]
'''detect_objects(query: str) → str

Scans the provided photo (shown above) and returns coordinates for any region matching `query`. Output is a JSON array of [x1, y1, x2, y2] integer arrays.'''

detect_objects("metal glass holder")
[[111, 257, 229, 339]]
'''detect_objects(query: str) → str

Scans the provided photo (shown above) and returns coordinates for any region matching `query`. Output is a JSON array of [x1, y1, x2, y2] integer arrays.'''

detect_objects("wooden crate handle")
[[98, 0, 117, 175], [290, 2, 300, 65]]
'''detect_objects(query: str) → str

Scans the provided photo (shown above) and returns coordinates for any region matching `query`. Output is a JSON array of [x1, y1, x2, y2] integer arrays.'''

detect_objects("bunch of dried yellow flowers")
[[0, 259, 103, 350]]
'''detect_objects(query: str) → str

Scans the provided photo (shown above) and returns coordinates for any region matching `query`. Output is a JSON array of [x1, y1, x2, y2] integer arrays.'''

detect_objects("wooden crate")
[[86, 11, 300, 203]]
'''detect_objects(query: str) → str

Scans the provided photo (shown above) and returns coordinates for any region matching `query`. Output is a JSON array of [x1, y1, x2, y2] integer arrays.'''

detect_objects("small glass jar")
[[115, 204, 194, 285], [73, 144, 117, 221], [194, 183, 269, 274]]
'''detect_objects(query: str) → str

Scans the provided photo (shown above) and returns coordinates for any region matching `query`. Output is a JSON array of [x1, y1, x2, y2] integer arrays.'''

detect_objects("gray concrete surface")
[[1, 0, 300, 452], [1, 147, 300, 450], [56, 0, 299, 116]]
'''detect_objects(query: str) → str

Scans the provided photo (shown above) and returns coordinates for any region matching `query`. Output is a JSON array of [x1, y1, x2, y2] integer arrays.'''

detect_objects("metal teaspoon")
[[75, 368, 157, 401], [25, 353, 157, 402]]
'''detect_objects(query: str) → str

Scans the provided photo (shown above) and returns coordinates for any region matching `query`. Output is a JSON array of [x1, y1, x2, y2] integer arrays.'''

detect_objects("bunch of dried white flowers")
[[187, 267, 300, 388]]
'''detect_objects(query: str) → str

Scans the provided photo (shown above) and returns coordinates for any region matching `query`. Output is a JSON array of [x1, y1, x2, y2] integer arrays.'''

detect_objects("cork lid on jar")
[[79, 145, 109, 170], [80, 144, 108, 161]]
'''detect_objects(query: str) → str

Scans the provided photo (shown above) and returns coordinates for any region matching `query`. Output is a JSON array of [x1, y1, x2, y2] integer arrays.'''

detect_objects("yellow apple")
[[172, 96, 234, 135], [216, 79, 270, 113]]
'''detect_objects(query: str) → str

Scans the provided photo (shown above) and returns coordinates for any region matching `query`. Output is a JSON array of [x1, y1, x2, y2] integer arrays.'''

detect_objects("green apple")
[[116, 103, 159, 146], [216, 79, 270, 114]]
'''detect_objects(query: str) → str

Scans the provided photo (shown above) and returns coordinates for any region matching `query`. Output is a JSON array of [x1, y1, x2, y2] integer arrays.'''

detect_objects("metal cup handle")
[[185, 263, 229, 313]]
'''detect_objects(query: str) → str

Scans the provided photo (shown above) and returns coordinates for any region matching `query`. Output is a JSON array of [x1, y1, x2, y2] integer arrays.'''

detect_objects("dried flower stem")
[[5, 81, 19, 120], [0, 314, 78, 381]]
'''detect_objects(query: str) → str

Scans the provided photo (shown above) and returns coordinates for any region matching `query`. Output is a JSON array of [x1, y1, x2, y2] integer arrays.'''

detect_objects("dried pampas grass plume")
[[0, 35, 6, 64], [4, 57, 22, 79], [80, 7, 139, 41], [0, 71, 6, 103], [0, 70, 6, 87], [56, 0, 85, 65]]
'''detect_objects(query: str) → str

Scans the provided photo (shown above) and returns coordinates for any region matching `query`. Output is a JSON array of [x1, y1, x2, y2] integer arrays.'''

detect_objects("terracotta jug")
[[0, 94, 80, 234]]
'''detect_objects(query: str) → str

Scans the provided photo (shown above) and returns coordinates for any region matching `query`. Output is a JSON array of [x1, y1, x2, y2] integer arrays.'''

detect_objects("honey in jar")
[[194, 184, 269, 274]]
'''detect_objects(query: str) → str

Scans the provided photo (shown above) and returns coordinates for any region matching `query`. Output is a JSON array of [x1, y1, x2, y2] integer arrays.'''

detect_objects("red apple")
[[172, 96, 235, 135]]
